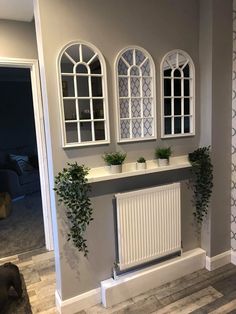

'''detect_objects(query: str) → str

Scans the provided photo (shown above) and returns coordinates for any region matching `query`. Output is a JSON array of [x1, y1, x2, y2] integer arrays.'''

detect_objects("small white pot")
[[110, 164, 122, 174], [136, 162, 146, 170], [158, 158, 169, 167]]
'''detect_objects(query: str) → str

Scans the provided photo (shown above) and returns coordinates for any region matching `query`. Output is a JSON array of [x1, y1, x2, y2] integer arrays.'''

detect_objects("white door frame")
[[0, 57, 54, 251]]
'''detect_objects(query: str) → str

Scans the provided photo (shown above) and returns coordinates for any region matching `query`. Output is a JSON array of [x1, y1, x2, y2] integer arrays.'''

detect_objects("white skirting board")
[[55, 288, 101, 314], [101, 248, 206, 308], [205, 250, 231, 271]]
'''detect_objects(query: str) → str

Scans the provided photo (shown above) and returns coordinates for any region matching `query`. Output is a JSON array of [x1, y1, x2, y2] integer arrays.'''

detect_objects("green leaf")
[[188, 146, 213, 226], [54, 162, 93, 257]]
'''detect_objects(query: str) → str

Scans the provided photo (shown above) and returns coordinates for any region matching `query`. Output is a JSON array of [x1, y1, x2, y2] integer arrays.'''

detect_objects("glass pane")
[[142, 78, 151, 97], [132, 119, 142, 138], [122, 50, 133, 66], [164, 79, 171, 97], [120, 120, 130, 139], [80, 122, 92, 142], [62, 76, 75, 97], [184, 79, 190, 96], [82, 45, 95, 63], [178, 53, 188, 67], [90, 57, 101, 74], [119, 77, 128, 97], [143, 118, 153, 137], [184, 117, 190, 133], [76, 64, 88, 73], [174, 98, 181, 115], [184, 98, 190, 114], [77, 76, 89, 97], [65, 45, 80, 62], [61, 54, 74, 73], [143, 98, 152, 117], [174, 69, 181, 77], [174, 78, 181, 96], [141, 59, 150, 76], [93, 99, 104, 119], [120, 99, 129, 118], [183, 63, 190, 77], [131, 77, 140, 97], [135, 49, 145, 66], [65, 123, 78, 143], [164, 68, 172, 77], [94, 121, 105, 140], [164, 117, 172, 135], [91, 76, 103, 96], [167, 52, 177, 68], [174, 117, 182, 134], [130, 66, 140, 76], [64, 100, 76, 120], [79, 99, 90, 120], [118, 59, 128, 75], [131, 99, 141, 118], [164, 98, 171, 116]]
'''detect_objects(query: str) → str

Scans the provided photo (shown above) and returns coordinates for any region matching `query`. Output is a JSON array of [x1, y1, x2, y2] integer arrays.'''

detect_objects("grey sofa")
[[0, 150, 40, 199]]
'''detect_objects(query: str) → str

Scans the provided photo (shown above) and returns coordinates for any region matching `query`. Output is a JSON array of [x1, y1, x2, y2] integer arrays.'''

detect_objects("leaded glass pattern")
[[59, 42, 109, 147], [161, 50, 195, 138], [116, 47, 156, 142]]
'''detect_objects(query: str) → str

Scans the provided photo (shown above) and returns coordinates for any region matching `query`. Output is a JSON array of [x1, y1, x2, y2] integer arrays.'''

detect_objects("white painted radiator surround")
[[55, 249, 236, 313], [56, 248, 207, 313]]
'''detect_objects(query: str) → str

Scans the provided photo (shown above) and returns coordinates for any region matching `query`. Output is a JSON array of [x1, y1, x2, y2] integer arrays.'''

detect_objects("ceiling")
[[0, 0, 34, 22]]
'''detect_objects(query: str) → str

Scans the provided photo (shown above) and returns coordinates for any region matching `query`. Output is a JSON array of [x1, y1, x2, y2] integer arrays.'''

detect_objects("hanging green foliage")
[[188, 146, 213, 224], [54, 162, 93, 256]]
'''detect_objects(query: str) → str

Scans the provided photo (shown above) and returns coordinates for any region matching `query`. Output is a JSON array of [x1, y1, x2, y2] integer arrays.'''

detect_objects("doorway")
[[0, 58, 53, 256]]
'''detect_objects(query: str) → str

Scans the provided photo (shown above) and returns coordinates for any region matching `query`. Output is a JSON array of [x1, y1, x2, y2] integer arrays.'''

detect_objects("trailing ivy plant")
[[54, 162, 93, 256], [188, 146, 213, 224]]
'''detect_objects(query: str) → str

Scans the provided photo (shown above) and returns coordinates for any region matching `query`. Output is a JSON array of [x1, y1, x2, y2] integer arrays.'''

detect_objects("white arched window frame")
[[161, 49, 195, 138], [58, 41, 110, 147], [115, 46, 156, 142]]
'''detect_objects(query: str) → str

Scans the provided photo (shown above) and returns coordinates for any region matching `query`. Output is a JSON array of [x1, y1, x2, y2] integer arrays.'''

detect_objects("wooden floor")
[[0, 247, 56, 313], [2, 250, 236, 313], [85, 263, 236, 314]]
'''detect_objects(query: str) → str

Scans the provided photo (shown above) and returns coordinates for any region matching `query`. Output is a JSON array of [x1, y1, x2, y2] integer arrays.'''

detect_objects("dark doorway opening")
[[0, 67, 45, 257]]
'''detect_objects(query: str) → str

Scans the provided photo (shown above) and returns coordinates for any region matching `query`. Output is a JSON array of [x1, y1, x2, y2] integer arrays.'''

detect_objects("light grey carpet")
[[0, 192, 45, 258]]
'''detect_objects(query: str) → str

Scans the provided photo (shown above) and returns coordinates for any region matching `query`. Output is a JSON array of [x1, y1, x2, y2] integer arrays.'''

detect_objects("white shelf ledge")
[[87, 155, 191, 183]]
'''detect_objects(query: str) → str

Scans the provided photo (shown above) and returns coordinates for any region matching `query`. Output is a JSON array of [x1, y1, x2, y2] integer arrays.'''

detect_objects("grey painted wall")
[[199, 0, 232, 258], [57, 172, 198, 299], [199, 0, 213, 255], [0, 20, 37, 59], [34, 0, 201, 300], [210, 0, 232, 256], [35, 0, 200, 171]]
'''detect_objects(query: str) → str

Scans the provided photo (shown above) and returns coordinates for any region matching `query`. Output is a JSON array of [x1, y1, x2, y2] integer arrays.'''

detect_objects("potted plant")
[[136, 156, 146, 170], [103, 152, 127, 174], [155, 147, 172, 166]]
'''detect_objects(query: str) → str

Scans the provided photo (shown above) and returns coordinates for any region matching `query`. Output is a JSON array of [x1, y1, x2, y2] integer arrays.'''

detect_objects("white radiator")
[[115, 183, 181, 271]]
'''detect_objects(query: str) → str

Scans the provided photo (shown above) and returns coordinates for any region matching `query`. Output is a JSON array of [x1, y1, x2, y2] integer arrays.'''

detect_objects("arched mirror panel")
[[115, 47, 156, 142], [59, 42, 110, 147], [161, 50, 195, 137]]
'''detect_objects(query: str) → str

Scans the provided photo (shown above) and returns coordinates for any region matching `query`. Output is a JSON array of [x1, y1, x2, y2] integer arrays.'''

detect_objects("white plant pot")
[[136, 162, 146, 170], [158, 158, 169, 167], [110, 164, 122, 174]]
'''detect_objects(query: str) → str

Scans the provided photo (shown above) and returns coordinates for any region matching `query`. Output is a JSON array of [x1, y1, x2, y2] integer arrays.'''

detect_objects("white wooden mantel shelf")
[[87, 155, 191, 183]]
